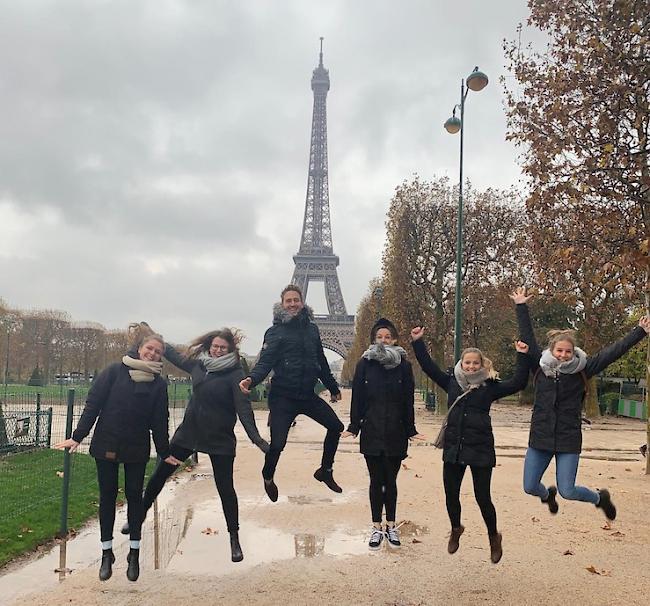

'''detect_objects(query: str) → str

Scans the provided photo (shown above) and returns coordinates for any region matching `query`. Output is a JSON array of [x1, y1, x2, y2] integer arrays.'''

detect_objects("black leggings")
[[95, 458, 147, 542], [262, 393, 344, 480], [443, 462, 497, 535], [143, 443, 239, 532], [364, 454, 402, 523]]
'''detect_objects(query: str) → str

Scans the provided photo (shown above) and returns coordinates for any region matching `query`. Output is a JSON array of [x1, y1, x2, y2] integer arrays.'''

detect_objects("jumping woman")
[[122, 326, 269, 563], [410, 327, 529, 564], [511, 287, 650, 520], [55, 328, 173, 582], [341, 318, 425, 550]]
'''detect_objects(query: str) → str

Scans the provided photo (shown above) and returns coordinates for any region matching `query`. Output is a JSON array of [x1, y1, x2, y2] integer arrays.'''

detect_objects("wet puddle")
[[163, 499, 369, 575]]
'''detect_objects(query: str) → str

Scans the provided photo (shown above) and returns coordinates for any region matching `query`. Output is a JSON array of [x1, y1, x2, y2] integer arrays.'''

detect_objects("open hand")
[[514, 340, 529, 354], [54, 438, 79, 453], [639, 316, 650, 334], [509, 287, 533, 305], [164, 455, 183, 466], [340, 431, 355, 439], [410, 327, 425, 341]]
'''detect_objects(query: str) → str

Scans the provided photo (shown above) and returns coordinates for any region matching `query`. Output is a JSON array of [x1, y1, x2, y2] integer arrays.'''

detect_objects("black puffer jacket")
[[72, 362, 170, 463], [164, 345, 268, 456], [412, 340, 528, 467], [347, 357, 417, 459], [248, 304, 340, 400], [516, 303, 647, 453]]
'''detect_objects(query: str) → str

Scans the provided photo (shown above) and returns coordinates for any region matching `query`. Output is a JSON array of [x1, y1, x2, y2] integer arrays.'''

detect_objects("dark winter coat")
[[165, 345, 268, 456], [72, 362, 170, 463], [516, 303, 647, 453], [412, 340, 529, 467], [248, 304, 340, 400], [347, 357, 417, 459]]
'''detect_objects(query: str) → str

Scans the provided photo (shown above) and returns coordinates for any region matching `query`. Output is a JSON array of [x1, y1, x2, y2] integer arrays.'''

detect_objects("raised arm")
[[231, 370, 270, 453], [163, 343, 198, 374], [584, 318, 649, 378], [512, 293, 542, 363], [492, 343, 531, 399], [409, 328, 451, 390]]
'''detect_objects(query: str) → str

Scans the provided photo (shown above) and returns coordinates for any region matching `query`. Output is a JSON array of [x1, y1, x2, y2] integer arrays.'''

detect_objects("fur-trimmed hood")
[[272, 303, 315, 325]]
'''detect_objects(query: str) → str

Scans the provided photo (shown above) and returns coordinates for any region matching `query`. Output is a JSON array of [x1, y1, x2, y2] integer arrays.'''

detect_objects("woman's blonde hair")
[[128, 322, 165, 352], [546, 329, 577, 351], [460, 347, 499, 380]]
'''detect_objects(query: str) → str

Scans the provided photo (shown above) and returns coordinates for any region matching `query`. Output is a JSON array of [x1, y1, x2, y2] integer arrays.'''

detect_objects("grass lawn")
[[2, 383, 193, 403], [0, 449, 156, 569]]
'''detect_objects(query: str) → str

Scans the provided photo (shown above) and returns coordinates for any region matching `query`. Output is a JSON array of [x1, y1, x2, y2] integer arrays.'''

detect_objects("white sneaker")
[[368, 526, 384, 550], [385, 525, 401, 548]]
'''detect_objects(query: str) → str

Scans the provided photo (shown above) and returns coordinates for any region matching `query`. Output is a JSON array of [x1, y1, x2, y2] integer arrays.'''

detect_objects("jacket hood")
[[272, 302, 315, 325]]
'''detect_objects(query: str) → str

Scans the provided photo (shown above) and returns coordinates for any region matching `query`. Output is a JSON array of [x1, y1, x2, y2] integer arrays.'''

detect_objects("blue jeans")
[[523, 447, 599, 504]]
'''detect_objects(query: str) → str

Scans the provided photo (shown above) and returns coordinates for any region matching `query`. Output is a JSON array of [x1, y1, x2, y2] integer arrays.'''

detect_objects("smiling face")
[[138, 338, 164, 363], [460, 351, 483, 373], [551, 340, 574, 362], [374, 327, 397, 346], [209, 336, 231, 358], [282, 290, 304, 316]]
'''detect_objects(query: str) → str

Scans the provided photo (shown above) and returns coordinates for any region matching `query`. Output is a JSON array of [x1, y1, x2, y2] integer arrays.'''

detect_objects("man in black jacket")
[[240, 285, 343, 501]]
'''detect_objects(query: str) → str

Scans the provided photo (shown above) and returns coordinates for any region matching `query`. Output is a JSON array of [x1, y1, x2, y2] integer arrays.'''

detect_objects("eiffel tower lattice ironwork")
[[291, 39, 355, 358]]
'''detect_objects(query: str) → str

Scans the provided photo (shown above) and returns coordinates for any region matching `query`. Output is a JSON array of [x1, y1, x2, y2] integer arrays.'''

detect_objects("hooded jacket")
[[248, 304, 340, 400], [516, 303, 647, 453]]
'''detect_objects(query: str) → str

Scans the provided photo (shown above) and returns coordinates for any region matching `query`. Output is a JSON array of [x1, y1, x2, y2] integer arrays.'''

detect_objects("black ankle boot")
[[313, 467, 343, 493], [230, 531, 244, 562], [126, 548, 140, 582], [264, 477, 279, 502], [99, 548, 115, 581]]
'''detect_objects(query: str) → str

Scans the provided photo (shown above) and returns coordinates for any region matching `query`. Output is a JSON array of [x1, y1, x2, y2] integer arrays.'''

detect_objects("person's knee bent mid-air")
[[239, 284, 343, 502]]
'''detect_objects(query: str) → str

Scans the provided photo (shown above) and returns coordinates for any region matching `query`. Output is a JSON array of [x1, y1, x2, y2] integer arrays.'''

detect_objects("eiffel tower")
[[291, 39, 355, 358]]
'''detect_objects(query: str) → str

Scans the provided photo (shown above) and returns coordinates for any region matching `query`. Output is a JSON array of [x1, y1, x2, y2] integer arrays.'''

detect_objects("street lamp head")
[[444, 115, 462, 134], [466, 67, 488, 92]]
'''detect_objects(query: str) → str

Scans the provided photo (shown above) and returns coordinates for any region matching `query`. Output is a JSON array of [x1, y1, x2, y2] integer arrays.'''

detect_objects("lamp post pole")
[[444, 67, 488, 363], [453, 78, 466, 363]]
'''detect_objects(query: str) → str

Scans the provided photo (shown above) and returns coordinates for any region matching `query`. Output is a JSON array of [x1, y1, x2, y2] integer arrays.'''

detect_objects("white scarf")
[[453, 361, 489, 391], [122, 355, 162, 383], [197, 351, 239, 373], [539, 347, 587, 378], [362, 343, 407, 369]]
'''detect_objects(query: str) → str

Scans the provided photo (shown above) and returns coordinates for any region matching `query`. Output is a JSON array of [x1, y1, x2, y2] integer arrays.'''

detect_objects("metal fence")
[[0, 387, 191, 570]]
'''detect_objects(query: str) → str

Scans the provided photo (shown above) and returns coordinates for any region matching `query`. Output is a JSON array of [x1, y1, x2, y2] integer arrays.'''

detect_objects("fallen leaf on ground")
[[401, 463, 409, 470], [55, 471, 64, 478], [563, 550, 574, 556], [531, 516, 540, 523], [415, 474, 422, 478], [201, 527, 217, 535], [412, 538, 422, 544], [601, 521, 612, 530], [586, 565, 611, 576], [610, 531, 625, 537]]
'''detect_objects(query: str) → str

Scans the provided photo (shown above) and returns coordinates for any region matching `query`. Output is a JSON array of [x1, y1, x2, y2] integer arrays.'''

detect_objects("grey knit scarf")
[[122, 355, 162, 383], [362, 344, 407, 369], [197, 351, 239, 373], [539, 347, 587, 378], [453, 361, 489, 391]]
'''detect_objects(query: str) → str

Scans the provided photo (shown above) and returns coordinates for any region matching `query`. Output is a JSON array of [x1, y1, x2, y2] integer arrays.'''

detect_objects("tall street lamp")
[[444, 66, 488, 362]]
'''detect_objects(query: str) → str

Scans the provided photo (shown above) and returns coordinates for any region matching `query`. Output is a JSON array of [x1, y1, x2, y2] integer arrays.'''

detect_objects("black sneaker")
[[264, 478, 278, 502], [542, 486, 559, 514], [385, 525, 401, 548], [313, 467, 343, 493], [368, 526, 383, 551], [596, 489, 616, 520]]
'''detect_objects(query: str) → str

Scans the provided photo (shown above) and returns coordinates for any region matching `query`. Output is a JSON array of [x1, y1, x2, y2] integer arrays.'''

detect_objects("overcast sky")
[[0, 0, 540, 357]]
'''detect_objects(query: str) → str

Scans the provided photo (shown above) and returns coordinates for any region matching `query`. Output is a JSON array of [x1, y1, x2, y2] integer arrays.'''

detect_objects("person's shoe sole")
[[368, 542, 382, 551], [546, 486, 559, 514], [313, 468, 343, 493]]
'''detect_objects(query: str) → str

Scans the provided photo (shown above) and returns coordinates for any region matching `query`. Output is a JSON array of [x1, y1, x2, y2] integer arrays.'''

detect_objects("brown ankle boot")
[[447, 525, 464, 554], [489, 532, 502, 564]]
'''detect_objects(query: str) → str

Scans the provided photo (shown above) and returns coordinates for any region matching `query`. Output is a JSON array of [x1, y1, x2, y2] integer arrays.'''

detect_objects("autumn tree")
[[503, 0, 648, 433]]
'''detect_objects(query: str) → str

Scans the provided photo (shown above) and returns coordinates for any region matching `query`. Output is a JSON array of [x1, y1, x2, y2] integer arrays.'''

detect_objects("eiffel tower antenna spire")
[[291, 39, 355, 358]]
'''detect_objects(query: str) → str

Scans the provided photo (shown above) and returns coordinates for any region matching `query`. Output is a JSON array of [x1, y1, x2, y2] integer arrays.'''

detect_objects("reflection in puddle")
[[163, 500, 368, 576]]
